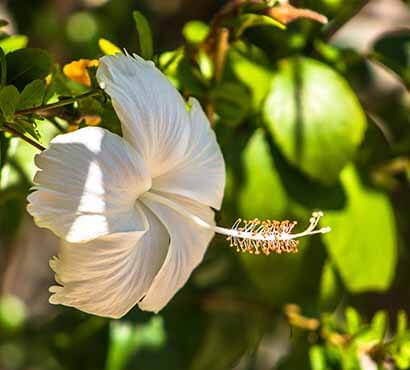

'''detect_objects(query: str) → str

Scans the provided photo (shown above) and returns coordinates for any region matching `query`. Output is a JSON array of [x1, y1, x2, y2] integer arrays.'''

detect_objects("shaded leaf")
[[6, 48, 52, 90]]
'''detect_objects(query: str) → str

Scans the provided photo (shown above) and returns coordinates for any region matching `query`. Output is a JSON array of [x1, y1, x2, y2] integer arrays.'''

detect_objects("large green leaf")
[[264, 57, 366, 184], [372, 29, 410, 88], [322, 166, 397, 292], [6, 48, 52, 90]]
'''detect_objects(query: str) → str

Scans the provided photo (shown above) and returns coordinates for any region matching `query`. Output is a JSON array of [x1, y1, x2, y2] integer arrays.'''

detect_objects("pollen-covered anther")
[[226, 211, 330, 256]]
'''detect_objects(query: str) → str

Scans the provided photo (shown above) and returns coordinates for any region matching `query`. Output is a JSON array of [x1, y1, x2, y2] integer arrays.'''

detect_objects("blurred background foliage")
[[0, 0, 409, 369]]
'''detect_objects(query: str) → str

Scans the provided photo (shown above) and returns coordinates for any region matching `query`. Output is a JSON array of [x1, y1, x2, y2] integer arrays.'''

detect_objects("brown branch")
[[3, 124, 46, 151]]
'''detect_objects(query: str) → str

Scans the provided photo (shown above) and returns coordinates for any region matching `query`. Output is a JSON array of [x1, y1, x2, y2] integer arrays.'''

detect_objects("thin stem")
[[15, 90, 102, 116], [214, 27, 230, 83], [3, 124, 46, 151]]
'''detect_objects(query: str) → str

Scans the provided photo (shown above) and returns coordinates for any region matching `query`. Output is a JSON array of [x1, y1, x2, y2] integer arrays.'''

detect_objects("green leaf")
[[17, 79, 45, 110], [210, 82, 251, 126], [6, 48, 52, 90], [133, 10, 154, 60], [264, 57, 367, 184], [345, 306, 361, 335], [372, 29, 410, 88], [309, 345, 327, 370], [319, 260, 341, 311], [230, 47, 273, 109], [322, 166, 397, 292], [233, 14, 285, 38], [182, 21, 209, 44], [239, 129, 287, 219], [0, 35, 28, 54], [106, 317, 165, 370], [0, 85, 20, 120], [238, 131, 313, 304]]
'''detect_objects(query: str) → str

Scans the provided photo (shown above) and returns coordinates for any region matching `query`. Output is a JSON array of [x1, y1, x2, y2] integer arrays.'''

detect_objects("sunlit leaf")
[[106, 317, 166, 370], [264, 57, 367, 184], [0, 35, 28, 54], [182, 21, 209, 44], [322, 166, 397, 292]]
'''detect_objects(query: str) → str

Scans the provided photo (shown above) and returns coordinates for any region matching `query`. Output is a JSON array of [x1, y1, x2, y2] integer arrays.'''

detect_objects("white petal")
[[27, 127, 151, 243], [152, 98, 226, 209], [49, 202, 169, 319], [97, 54, 191, 177], [139, 192, 214, 312]]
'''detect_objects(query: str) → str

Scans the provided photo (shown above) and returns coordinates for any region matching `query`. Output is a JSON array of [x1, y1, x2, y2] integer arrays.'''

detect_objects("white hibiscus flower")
[[27, 54, 329, 318]]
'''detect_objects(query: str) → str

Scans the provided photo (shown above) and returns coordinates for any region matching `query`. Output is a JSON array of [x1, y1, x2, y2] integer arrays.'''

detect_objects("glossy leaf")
[[322, 166, 397, 292], [264, 57, 367, 184]]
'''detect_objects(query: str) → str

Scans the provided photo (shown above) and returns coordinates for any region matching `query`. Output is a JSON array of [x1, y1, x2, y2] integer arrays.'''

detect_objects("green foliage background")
[[0, 0, 409, 369]]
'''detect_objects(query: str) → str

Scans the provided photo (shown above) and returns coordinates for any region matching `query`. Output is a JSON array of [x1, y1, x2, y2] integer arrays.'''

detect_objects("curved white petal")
[[97, 54, 190, 178], [97, 55, 226, 209], [152, 98, 225, 209], [49, 202, 169, 319], [27, 127, 151, 243], [139, 192, 214, 313]]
